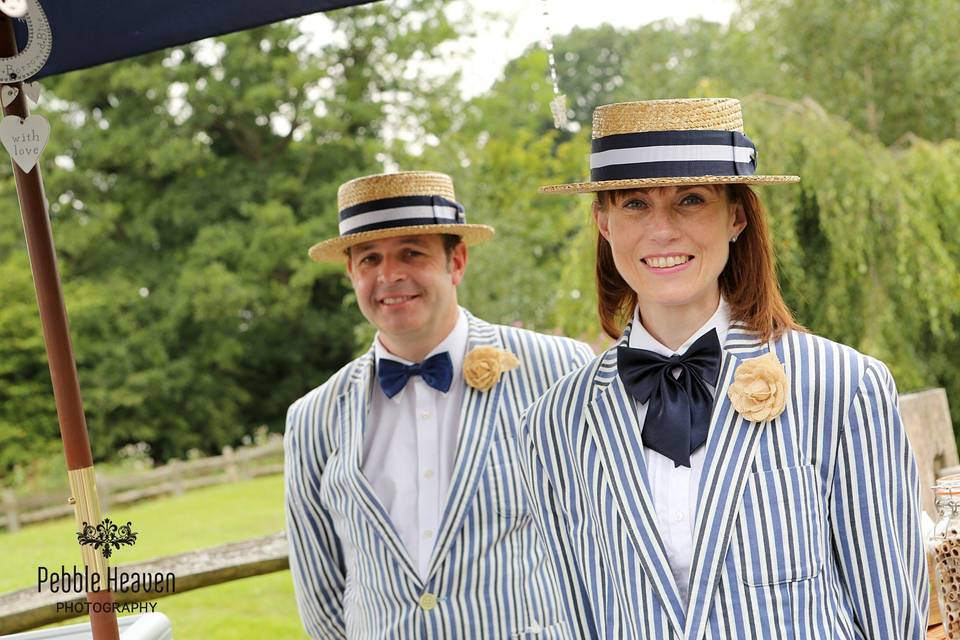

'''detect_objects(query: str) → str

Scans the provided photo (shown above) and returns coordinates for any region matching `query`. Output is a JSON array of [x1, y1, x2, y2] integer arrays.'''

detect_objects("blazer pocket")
[[732, 464, 826, 586], [486, 436, 530, 519]]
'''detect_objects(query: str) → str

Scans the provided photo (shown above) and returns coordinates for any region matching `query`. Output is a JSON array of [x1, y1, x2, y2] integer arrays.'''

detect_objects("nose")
[[646, 203, 680, 243], [377, 254, 407, 284]]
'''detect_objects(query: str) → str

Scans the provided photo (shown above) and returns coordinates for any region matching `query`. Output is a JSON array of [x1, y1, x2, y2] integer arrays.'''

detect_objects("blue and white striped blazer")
[[285, 311, 595, 639], [519, 321, 928, 639]]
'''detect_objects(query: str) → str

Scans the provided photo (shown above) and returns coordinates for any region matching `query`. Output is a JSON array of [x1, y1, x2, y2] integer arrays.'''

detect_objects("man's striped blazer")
[[285, 311, 595, 639], [519, 321, 928, 639]]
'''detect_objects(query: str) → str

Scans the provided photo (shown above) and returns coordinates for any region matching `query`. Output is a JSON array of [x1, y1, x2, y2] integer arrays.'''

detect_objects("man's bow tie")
[[378, 351, 454, 398], [616, 329, 722, 467]]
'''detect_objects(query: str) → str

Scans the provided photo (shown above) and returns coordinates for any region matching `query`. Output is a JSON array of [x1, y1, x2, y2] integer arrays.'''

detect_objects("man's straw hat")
[[540, 98, 800, 194], [309, 171, 495, 262]]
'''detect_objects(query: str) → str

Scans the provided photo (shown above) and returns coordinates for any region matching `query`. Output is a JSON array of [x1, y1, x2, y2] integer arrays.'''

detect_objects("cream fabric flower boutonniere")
[[463, 346, 520, 391], [727, 352, 788, 423]]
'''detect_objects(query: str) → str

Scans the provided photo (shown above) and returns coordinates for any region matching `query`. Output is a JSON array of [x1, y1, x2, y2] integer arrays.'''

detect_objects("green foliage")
[[0, 255, 60, 471], [739, 0, 960, 144], [0, 0, 468, 474]]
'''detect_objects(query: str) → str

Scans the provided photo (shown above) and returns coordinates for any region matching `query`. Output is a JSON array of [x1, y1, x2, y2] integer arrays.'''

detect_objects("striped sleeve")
[[829, 359, 928, 638], [519, 388, 598, 639], [284, 394, 348, 640], [573, 341, 596, 368]]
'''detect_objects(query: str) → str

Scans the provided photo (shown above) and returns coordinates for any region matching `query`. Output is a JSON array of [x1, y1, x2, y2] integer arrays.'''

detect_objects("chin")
[[381, 309, 428, 330], [637, 285, 707, 307]]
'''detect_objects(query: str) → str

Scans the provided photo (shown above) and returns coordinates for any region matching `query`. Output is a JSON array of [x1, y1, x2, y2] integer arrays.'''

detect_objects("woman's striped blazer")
[[285, 311, 595, 639], [519, 321, 928, 639]]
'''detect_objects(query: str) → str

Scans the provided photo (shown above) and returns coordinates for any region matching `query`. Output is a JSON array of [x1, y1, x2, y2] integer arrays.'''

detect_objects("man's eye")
[[360, 255, 378, 265]]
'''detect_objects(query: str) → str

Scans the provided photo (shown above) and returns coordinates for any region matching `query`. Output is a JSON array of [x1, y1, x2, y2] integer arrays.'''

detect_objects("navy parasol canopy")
[[12, 0, 378, 79]]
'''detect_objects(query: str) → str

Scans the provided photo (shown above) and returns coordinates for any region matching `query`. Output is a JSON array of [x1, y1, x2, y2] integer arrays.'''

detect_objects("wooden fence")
[[0, 438, 284, 532]]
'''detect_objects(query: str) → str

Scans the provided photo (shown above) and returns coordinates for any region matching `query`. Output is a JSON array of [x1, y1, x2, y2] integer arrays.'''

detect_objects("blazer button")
[[419, 593, 438, 611]]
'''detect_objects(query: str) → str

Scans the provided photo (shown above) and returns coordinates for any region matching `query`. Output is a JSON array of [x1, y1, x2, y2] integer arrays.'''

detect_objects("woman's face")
[[594, 184, 746, 320]]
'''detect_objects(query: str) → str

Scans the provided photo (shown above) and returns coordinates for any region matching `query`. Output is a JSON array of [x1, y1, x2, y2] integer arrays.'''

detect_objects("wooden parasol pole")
[[0, 16, 120, 640]]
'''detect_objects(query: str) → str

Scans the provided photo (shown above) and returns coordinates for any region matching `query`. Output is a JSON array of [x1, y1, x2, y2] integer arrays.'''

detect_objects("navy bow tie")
[[616, 329, 722, 468], [378, 351, 454, 398]]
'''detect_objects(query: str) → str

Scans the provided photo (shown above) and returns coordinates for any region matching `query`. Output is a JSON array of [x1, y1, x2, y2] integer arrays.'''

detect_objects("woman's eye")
[[621, 198, 647, 209], [680, 194, 705, 205]]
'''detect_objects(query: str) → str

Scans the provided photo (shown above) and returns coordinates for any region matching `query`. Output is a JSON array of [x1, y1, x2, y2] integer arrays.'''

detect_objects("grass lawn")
[[1, 474, 307, 639]]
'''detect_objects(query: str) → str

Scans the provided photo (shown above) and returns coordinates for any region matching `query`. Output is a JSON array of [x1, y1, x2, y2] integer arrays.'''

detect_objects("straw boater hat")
[[540, 98, 800, 194], [309, 171, 495, 262]]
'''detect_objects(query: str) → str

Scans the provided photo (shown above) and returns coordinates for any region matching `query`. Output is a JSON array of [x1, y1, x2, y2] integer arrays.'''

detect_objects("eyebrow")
[[634, 185, 712, 194], [352, 238, 429, 254], [396, 238, 430, 247]]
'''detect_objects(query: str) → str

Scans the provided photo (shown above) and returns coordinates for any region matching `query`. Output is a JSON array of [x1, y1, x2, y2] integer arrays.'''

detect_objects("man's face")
[[346, 234, 467, 352]]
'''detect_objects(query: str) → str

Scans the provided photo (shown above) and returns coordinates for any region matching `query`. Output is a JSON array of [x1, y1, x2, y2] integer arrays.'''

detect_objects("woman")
[[519, 98, 927, 639]]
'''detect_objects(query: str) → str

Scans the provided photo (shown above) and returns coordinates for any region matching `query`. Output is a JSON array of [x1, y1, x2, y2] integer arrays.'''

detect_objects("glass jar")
[[932, 478, 960, 638]]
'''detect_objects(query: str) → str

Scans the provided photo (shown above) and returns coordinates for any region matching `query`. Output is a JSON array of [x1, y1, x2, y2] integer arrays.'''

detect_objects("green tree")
[[739, 0, 960, 144], [0, 0, 468, 472]]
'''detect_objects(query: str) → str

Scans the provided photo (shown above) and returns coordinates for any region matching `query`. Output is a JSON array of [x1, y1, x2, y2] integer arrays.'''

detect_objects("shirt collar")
[[374, 307, 469, 400], [628, 297, 730, 357]]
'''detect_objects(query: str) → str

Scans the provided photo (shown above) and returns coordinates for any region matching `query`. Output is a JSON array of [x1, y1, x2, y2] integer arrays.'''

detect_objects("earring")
[[730, 235, 738, 243]]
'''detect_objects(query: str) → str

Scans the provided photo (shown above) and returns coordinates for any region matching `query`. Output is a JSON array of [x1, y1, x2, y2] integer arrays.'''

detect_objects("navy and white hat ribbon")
[[589, 130, 757, 182], [338, 194, 466, 237]]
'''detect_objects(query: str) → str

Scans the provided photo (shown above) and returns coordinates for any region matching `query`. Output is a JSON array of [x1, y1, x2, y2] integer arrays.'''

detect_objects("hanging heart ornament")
[[0, 113, 49, 172], [22, 81, 40, 104], [1, 85, 17, 107]]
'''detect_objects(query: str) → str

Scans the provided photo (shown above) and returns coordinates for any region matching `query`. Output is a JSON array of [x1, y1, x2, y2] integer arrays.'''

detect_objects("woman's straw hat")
[[309, 171, 495, 262], [540, 98, 800, 194]]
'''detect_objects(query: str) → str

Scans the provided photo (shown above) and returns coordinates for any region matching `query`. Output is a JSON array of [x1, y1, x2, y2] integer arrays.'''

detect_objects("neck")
[[379, 305, 460, 363], [638, 293, 720, 352]]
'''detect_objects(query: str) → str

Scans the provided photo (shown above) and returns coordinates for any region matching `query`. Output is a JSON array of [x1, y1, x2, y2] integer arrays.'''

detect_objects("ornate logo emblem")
[[76, 518, 139, 559]]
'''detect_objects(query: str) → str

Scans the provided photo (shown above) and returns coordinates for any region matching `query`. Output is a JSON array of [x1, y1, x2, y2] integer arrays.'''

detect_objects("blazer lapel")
[[585, 329, 687, 636], [684, 322, 770, 640], [338, 349, 422, 586], [424, 313, 505, 578]]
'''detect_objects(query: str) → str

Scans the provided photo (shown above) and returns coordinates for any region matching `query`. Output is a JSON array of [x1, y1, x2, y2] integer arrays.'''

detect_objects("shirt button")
[[526, 621, 543, 633], [423, 469, 435, 479], [419, 593, 438, 611], [423, 529, 434, 539], [673, 511, 684, 523], [419, 410, 432, 420]]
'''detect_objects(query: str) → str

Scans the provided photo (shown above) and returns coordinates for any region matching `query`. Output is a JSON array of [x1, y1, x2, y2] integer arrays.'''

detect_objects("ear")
[[593, 201, 611, 241], [730, 201, 747, 238], [450, 242, 468, 286]]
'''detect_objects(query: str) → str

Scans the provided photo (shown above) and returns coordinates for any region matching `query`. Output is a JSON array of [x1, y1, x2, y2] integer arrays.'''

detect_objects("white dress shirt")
[[363, 308, 469, 580], [628, 297, 730, 603]]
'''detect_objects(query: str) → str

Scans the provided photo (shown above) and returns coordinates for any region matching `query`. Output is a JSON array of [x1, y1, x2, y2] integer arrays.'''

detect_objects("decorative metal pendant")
[[540, 0, 567, 130], [0, 0, 52, 83]]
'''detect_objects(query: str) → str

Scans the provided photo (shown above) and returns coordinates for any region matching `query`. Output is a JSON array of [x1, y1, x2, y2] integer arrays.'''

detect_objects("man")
[[284, 171, 594, 639]]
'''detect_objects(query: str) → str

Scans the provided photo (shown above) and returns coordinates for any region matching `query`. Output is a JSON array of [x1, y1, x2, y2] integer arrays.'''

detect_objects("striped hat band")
[[338, 194, 466, 237], [590, 130, 757, 182]]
